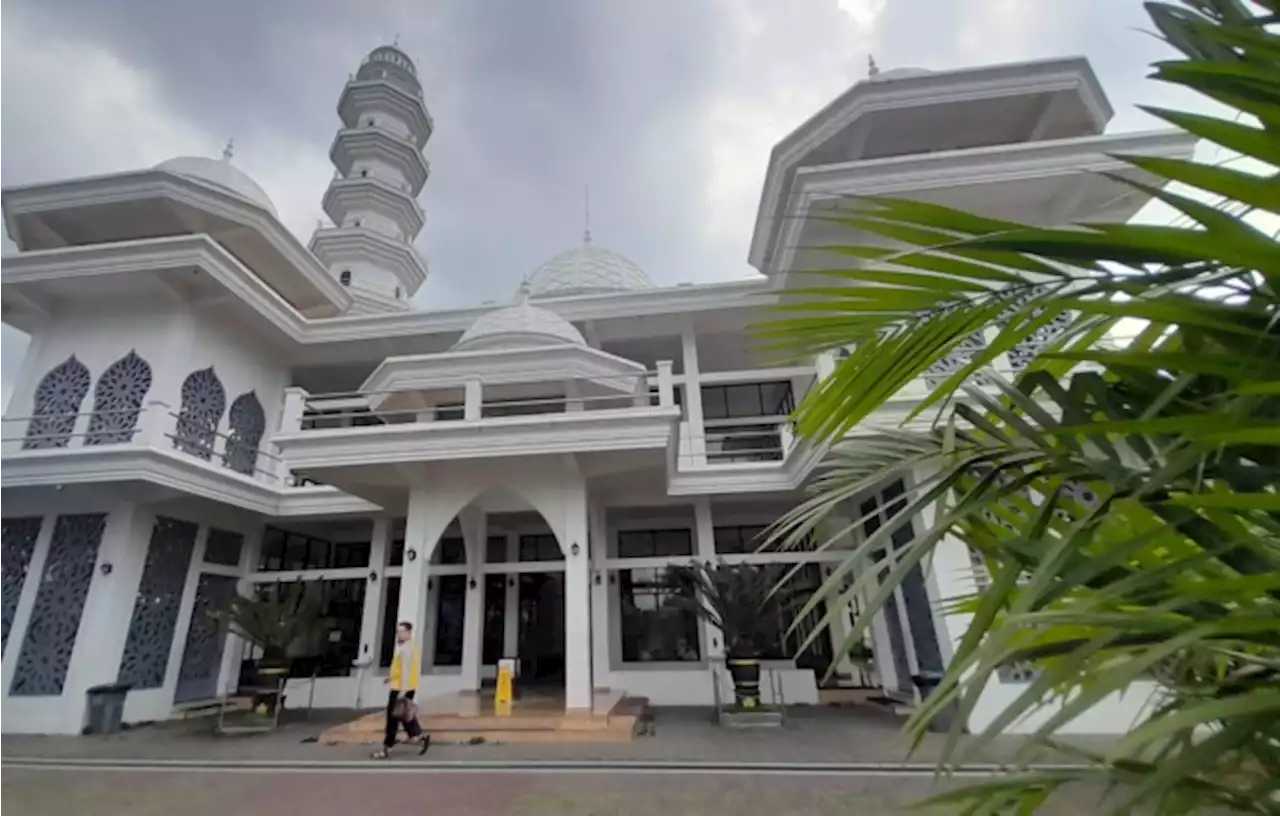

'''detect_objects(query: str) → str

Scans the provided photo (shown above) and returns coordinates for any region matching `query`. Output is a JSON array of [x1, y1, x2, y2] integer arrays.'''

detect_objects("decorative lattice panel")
[[9, 514, 106, 696], [1002, 286, 1075, 373], [968, 547, 1041, 685], [117, 517, 198, 689], [2, 517, 44, 655], [174, 574, 238, 703], [173, 368, 225, 460], [923, 331, 988, 388], [203, 528, 244, 567], [23, 356, 91, 450], [85, 351, 152, 445], [224, 392, 265, 476]]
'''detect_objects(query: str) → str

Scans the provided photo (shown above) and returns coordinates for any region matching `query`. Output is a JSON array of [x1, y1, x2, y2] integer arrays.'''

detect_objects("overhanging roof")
[[2, 169, 350, 317], [750, 56, 1115, 273]]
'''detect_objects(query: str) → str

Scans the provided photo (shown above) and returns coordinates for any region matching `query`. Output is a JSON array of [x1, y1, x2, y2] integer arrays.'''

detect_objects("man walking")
[[372, 621, 428, 759]]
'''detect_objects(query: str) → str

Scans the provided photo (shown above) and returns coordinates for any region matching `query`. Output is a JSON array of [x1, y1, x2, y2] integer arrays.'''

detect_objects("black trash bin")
[[84, 683, 132, 735], [911, 672, 961, 734]]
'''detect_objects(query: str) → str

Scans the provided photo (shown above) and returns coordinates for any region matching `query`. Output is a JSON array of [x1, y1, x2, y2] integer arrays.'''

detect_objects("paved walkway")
[[3, 705, 1111, 767], [1, 767, 1110, 816]]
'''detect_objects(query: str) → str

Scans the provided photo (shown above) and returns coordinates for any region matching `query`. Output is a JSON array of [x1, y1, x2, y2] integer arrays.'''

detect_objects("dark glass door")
[[482, 574, 508, 666], [517, 573, 564, 683]]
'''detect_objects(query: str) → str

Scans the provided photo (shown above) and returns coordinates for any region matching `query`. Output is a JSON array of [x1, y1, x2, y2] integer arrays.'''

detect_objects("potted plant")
[[210, 583, 326, 714], [667, 561, 786, 709]]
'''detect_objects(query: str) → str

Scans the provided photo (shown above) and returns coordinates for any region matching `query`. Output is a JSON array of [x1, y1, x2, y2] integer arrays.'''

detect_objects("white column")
[[564, 380, 584, 412], [60, 503, 156, 733], [218, 524, 262, 700], [160, 524, 211, 700], [680, 321, 707, 464], [588, 500, 611, 689], [503, 532, 519, 662], [459, 507, 487, 692], [656, 360, 674, 406], [398, 487, 448, 665], [279, 386, 310, 434], [692, 497, 723, 660], [563, 485, 593, 711], [358, 516, 392, 665]]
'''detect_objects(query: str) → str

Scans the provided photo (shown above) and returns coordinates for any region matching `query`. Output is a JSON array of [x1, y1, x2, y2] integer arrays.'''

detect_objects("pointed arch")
[[85, 351, 152, 445], [224, 391, 265, 475], [23, 356, 91, 449], [174, 367, 226, 460]]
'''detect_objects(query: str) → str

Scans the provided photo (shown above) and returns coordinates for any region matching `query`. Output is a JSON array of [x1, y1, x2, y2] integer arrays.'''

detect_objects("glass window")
[[379, 577, 401, 667], [205, 528, 244, 566], [519, 534, 561, 562], [618, 568, 701, 662], [256, 578, 366, 677], [486, 536, 508, 564], [713, 525, 766, 554], [389, 538, 405, 567], [618, 529, 692, 558], [701, 386, 728, 420], [435, 537, 466, 565], [725, 384, 763, 418], [760, 381, 795, 416], [256, 526, 370, 571], [433, 575, 467, 666]]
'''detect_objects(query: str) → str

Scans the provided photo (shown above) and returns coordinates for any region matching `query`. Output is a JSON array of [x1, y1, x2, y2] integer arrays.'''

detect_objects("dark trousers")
[[383, 690, 421, 748]]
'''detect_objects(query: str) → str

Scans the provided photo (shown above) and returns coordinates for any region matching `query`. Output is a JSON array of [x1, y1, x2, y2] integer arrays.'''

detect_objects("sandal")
[[418, 735, 431, 755], [371, 749, 390, 760]]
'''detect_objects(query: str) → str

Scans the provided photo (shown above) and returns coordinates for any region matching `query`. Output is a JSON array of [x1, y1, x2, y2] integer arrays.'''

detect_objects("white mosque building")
[[0, 45, 1193, 736]]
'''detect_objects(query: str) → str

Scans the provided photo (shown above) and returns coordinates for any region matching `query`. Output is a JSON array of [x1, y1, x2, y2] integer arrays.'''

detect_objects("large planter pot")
[[726, 658, 762, 709]]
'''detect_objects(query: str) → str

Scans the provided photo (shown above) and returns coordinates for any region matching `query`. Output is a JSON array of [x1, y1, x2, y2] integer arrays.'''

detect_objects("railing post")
[[656, 360, 674, 408], [815, 351, 838, 382], [779, 422, 795, 457], [279, 387, 310, 434], [464, 379, 482, 421], [142, 400, 174, 449]]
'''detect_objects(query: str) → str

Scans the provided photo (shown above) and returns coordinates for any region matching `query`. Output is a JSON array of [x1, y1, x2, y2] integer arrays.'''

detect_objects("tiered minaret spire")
[[309, 44, 433, 313]]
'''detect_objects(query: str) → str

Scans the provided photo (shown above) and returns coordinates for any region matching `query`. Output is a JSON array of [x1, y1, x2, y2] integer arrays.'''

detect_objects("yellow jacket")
[[389, 644, 420, 692]]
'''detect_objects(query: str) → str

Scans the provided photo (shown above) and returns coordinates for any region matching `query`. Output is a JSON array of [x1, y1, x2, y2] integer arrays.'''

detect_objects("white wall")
[[4, 295, 289, 451]]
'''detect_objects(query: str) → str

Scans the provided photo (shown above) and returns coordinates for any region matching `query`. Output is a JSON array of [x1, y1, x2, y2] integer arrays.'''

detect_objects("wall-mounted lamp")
[[99, 562, 113, 576], [593, 572, 602, 585], [406, 548, 418, 562], [469, 578, 478, 590], [508, 578, 515, 588], [608, 573, 616, 586], [570, 542, 580, 557], [368, 571, 378, 583]]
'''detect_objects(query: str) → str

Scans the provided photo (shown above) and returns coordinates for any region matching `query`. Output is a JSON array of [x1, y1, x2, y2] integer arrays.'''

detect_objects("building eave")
[[337, 81, 434, 142], [2, 169, 351, 316], [749, 56, 1114, 273]]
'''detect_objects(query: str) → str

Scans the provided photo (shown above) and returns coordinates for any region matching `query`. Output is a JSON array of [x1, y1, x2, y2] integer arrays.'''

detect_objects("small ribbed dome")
[[155, 155, 277, 215], [453, 288, 586, 352], [525, 241, 653, 299], [363, 45, 417, 76]]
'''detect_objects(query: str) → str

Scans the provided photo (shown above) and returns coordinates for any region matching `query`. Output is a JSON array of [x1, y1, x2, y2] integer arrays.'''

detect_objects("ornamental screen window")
[[224, 391, 265, 476], [174, 367, 226, 460], [22, 355, 91, 450], [85, 351, 151, 445]]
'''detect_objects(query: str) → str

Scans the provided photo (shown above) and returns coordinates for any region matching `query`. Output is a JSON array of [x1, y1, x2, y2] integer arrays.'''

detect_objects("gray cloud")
[[1, 0, 1207, 410]]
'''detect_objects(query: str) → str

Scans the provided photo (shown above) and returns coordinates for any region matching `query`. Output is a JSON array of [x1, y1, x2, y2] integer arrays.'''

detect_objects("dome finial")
[[583, 185, 592, 245], [222, 138, 235, 161], [516, 277, 532, 303], [868, 55, 879, 77]]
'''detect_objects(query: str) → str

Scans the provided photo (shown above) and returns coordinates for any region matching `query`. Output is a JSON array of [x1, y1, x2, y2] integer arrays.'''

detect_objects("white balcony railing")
[[1, 400, 288, 488], [285, 362, 676, 434]]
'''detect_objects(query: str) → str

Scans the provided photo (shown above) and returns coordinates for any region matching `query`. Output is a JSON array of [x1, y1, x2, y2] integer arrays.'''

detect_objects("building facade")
[[0, 47, 1194, 735]]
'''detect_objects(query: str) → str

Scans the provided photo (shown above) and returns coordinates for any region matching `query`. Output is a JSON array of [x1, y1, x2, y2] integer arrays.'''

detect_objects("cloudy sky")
[[1, 0, 1203, 406]]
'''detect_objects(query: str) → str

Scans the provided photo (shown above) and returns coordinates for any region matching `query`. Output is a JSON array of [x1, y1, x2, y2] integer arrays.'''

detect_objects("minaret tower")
[[310, 44, 433, 313]]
